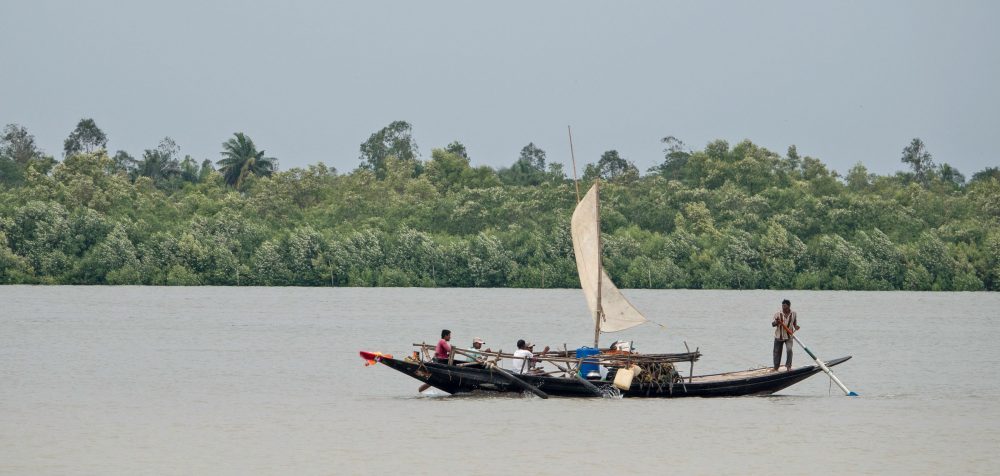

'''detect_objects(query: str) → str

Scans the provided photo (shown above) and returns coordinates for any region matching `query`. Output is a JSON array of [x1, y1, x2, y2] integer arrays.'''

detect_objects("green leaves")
[[135, 138, 182, 186], [218, 133, 277, 188], [358, 121, 419, 179], [63, 118, 107, 158], [582, 150, 639, 183], [0, 132, 996, 290], [901, 138, 935, 186], [78, 224, 139, 283]]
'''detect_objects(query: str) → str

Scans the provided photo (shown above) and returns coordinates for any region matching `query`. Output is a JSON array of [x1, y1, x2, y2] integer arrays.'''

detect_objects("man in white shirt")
[[511, 339, 549, 374]]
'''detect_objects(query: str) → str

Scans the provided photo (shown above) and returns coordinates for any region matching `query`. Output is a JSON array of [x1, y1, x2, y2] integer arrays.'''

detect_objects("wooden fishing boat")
[[360, 182, 853, 398], [359, 350, 851, 398]]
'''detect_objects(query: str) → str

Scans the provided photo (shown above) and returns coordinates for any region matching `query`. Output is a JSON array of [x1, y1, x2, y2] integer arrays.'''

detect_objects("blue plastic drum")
[[576, 347, 601, 378]]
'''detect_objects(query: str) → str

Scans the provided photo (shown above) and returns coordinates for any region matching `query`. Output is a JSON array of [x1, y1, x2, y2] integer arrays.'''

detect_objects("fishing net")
[[633, 361, 683, 393]]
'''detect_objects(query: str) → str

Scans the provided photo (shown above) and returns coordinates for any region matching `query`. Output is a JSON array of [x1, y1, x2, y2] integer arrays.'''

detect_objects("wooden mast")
[[568, 126, 600, 348], [568, 126, 580, 203], [594, 180, 603, 348]]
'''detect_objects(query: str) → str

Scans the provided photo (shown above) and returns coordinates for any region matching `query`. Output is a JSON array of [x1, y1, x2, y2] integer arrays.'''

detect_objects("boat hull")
[[365, 354, 852, 398]]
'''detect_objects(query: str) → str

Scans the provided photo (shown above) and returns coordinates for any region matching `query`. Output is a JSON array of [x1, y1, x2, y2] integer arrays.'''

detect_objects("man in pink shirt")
[[434, 329, 452, 363], [419, 329, 452, 393]]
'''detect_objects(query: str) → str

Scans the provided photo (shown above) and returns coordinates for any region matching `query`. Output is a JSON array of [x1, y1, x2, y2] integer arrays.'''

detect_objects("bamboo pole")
[[488, 363, 549, 399], [568, 126, 580, 203], [410, 344, 699, 365], [594, 181, 604, 348], [574, 375, 604, 397], [684, 341, 694, 383], [778, 321, 858, 396]]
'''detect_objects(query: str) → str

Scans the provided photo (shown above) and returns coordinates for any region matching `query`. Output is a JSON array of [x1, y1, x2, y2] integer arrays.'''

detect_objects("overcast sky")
[[2, 1, 997, 177]]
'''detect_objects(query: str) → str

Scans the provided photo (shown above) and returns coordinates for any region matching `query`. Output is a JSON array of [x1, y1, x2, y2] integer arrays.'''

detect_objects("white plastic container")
[[613, 367, 634, 390]]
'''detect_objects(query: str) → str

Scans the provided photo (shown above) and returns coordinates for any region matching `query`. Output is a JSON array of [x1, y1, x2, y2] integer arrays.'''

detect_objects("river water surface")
[[1, 286, 998, 475]]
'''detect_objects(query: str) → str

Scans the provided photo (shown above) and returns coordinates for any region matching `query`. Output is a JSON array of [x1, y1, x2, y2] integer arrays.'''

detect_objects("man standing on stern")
[[772, 299, 800, 371]]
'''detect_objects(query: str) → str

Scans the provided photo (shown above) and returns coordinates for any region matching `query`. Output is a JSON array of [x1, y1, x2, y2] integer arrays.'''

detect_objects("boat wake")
[[599, 386, 623, 399]]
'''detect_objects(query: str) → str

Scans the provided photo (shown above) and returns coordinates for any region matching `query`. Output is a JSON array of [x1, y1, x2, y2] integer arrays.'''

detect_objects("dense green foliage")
[[1, 120, 998, 290]]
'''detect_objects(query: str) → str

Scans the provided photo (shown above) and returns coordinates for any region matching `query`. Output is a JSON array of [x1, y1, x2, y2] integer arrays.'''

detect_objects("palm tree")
[[135, 148, 180, 184], [217, 133, 277, 188], [134, 137, 181, 185]]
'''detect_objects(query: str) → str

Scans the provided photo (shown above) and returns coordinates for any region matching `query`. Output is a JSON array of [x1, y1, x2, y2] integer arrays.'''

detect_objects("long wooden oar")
[[488, 364, 549, 399], [779, 321, 858, 397], [573, 374, 604, 397]]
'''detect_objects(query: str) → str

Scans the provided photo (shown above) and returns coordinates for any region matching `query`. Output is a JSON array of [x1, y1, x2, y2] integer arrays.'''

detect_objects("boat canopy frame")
[[412, 342, 702, 380]]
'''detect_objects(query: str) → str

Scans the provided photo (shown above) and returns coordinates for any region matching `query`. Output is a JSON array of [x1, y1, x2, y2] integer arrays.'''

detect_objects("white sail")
[[571, 184, 648, 333]]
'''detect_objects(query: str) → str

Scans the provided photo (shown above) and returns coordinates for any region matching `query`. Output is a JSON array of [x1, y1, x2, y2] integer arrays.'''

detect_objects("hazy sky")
[[2, 1, 997, 177]]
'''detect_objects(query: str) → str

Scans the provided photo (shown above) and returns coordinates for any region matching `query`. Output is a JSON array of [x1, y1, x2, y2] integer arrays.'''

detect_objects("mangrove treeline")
[[1, 119, 998, 290]]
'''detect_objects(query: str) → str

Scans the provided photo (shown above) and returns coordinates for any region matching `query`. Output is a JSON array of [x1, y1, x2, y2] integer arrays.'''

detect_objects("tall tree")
[[518, 142, 546, 171], [584, 150, 639, 182], [217, 132, 277, 188], [937, 163, 965, 188], [63, 118, 108, 157], [1, 124, 42, 165], [1, 123, 55, 184], [198, 159, 216, 182], [445, 141, 468, 159], [108, 150, 136, 176], [135, 137, 181, 184], [845, 162, 872, 191], [499, 142, 548, 186], [970, 167, 1000, 183], [425, 148, 471, 193], [900, 138, 935, 185], [649, 136, 689, 178], [0, 156, 21, 185], [786, 145, 801, 171], [180, 155, 201, 183], [359, 121, 419, 178]]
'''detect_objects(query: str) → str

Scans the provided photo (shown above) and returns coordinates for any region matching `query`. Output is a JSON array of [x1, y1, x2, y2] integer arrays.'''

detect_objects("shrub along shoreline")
[[1, 122, 998, 290]]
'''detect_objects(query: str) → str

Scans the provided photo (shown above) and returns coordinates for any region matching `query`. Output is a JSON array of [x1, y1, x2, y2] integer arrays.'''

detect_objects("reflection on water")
[[1, 286, 998, 474]]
